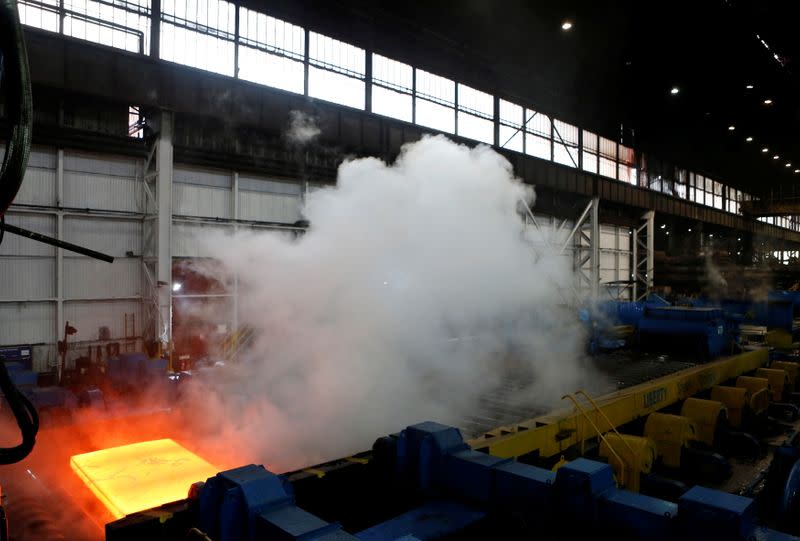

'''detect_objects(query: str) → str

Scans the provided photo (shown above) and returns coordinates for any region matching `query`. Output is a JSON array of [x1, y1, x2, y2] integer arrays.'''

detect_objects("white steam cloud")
[[187, 135, 596, 470], [285, 110, 321, 145]]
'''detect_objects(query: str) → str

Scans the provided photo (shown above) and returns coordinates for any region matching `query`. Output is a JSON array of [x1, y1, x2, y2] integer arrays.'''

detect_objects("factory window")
[[308, 32, 366, 109], [712, 180, 723, 210], [553, 119, 578, 168], [17, 0, 60, 33], [726, 187, 740, 214], [160, 0, 236, 76], [18, 0, 151, 53], [617, 145, 636, 184], [128, 106, 145, 138], [415, 69, 455, 133], [371, 54, 413, 122], [498, 99, 524, 152], [524, 109, 551, 160], [457, 84, 494, 144], [237, 8, 305, 94], [64, 0, 151, 53], [598, 137, 617, 179], [674, 168, 687, 199], [581, 130, 598, 174]]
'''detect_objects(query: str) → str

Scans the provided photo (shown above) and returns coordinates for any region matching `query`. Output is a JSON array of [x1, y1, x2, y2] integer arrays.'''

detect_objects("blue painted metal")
[[638, 306, 737, 357], [191, 422, 800, 541], [355, 501, 485, 541], [107, 352, 168, 389], [780, 459, 800, 530], [0, 345, 33, 370], [678, 486, 755, 541], [598, 489, 676, 541], [198, 464, 358, 541]]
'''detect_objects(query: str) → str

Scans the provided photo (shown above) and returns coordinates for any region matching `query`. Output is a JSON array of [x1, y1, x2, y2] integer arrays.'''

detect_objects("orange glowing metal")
[[70, 438, 218, 519]]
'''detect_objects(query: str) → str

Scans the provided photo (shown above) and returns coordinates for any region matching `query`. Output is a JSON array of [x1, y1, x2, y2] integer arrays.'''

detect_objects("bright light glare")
[[728, 125, 735, 131], [670, 87, 680, 95], [773, 155, 780, 160], [746, 136, 753, 142], [561, 21, 573, 30], [786, 163, 792, 168], [746, 84, 754, 89], [172, 283, 182, 292], [762, 147, 769, 153], [764, 99, 773, 105]]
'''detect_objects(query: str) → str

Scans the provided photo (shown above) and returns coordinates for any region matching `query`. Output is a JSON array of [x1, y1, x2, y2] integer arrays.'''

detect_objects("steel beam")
[[469, 348, 768, 460]]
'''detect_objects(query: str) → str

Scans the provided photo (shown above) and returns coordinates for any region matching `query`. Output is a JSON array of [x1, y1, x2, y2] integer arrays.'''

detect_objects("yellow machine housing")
[[599, 434, 656, 493], [710, 386, 748, 428], [736, 376, 771, 415], [756, 368, 789, 402], [772, 361, 799, 392], [644, 413, 697, 469], [680, 398, 726, 446]]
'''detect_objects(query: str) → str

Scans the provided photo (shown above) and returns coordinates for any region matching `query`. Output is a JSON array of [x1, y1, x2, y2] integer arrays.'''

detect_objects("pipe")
[[0, 221, 115, 263]]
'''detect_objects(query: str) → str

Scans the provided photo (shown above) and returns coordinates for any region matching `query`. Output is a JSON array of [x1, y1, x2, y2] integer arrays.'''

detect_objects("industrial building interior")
[[3, 0, 800, 539]]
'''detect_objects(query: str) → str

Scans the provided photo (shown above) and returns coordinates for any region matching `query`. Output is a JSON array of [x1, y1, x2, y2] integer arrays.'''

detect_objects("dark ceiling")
[[250, 0, 799, 197]]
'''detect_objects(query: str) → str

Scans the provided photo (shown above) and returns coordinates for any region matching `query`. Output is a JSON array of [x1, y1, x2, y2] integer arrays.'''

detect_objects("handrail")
[[561, 392, 626, 487], [575, 389, 637, 462]]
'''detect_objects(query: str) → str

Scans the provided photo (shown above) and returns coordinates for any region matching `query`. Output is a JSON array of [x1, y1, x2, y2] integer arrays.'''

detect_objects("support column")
[[156, 111, 174, 353], [56, 149, 64, 354], [633, 210, 654, 301], [590, 196, 600, 299]]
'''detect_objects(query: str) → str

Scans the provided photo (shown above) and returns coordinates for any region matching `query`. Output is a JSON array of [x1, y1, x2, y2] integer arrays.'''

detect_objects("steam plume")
[[285, 110, 320, 146], [188, 135, 596, 470]]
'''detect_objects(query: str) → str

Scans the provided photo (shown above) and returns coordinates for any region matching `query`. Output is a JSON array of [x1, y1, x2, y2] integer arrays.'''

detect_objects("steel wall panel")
[[63, 217, 141, 256], [63, 299, 142, 343], [64, 257, 141, 299], [63, 150, 140, 212], [0, 302, 55, 344], [238, 191, 301, 223], [0, 213, 56, 256], [0, 258, 55, 299], [173, 183, 232, 218]]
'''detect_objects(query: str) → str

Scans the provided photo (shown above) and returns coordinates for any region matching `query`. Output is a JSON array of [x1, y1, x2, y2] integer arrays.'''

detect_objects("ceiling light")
[[762, 147, 769, 153], [561, 21, 573, 31], [670, 87, 680, 95], [786, 163, 792, 168], [660, 224, 666, 229], [746, 136, 753, 142], [795, 169, 800, 174], [746, 84, 754, 89], [764, 98, 773, 105], [774, 155, 780, 160], [728, 125, 736, 131], [688, 228, 692, 232]]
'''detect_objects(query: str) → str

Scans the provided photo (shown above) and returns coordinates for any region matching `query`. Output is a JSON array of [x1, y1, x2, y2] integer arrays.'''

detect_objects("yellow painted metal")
[[757, 367, 790, 401], [710, 386, 748, 428], [736, 376, 771, 415], [644, 413, 697, 468], [468, 348, 768, 459], [680, 398, 726, 446], [599, 434, 656, 493], [766, 329, 793, 349], [562, 392, 630, 487], [551, 455, 569, 471], [772, 361, 799, 391]]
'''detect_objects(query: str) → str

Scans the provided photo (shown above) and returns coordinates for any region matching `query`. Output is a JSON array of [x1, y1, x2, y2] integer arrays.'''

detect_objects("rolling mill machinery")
[[88, 347, 800, 541]]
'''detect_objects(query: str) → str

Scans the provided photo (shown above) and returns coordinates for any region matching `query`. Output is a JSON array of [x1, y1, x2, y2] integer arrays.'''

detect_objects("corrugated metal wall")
[[1, 146, 146, 371]]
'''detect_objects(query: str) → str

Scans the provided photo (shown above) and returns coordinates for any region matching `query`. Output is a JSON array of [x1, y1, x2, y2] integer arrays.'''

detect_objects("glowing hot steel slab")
[[70, 439, 218, 519]]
